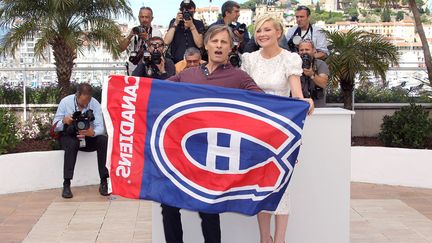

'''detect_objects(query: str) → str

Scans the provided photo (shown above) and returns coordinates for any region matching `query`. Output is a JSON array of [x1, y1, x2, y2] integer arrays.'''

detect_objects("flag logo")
[[151, 98, 299, 204]]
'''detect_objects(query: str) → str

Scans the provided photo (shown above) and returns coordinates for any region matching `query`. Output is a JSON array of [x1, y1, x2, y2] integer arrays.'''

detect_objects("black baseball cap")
[[180, 0, 196, 10]]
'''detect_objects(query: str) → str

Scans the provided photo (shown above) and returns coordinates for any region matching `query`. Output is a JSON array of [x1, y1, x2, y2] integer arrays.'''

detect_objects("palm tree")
[[0, 0, 133, 99], [325, 29, 399, 110]]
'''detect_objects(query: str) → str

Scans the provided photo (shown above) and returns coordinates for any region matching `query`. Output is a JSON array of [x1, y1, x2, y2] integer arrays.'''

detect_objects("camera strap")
[[293, 24, 313, 41]]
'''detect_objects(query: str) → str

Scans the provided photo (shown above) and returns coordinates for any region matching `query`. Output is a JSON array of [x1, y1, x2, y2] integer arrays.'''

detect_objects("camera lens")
[[76, 121, 87, 130]]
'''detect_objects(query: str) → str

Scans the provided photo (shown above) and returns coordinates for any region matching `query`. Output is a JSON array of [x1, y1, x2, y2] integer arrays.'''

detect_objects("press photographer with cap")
[[52, 83, 110, 199], [164, 0, 205, 64], [286, 5, 329, 60], [298, 39, 329, 107], [132, 36, 176, 79]]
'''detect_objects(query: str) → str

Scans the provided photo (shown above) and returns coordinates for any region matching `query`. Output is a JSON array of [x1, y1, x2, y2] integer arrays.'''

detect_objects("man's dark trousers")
[[60, 134, 109, 180], [161, 204, 221, 243]]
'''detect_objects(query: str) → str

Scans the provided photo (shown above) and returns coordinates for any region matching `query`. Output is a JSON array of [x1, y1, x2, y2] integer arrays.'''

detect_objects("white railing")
[[0, 62, 128, 120]]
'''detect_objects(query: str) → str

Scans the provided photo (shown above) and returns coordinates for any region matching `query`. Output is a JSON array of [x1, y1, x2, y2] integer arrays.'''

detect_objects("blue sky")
[[123, 0, 247, 26]]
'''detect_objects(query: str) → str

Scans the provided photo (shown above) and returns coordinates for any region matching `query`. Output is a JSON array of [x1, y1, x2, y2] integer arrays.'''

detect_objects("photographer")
[[209, 1, 249, 54], [132, 36, 175, 80], [52, 83, 109, 199], [119, 7, 162, 74], [286, 6, 329, 60], [298, 39, 329, 107], [164, 0, 205, 64]]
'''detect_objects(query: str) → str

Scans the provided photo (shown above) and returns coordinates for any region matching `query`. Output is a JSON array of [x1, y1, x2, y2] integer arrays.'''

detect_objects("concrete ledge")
[[0, 150, 100, 194], [351, 146, 432, 188]]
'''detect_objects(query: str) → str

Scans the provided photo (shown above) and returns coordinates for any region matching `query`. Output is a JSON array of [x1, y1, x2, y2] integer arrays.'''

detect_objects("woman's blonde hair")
[[254, 16, 284, 41]]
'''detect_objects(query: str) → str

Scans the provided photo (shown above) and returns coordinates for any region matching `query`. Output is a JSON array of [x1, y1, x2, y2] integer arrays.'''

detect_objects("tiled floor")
[[1, 182, 432, 242]]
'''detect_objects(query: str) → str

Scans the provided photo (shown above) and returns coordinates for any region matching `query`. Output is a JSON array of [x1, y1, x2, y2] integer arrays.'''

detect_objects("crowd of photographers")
[[121, 1, 329, 105], [51, 1, 330, 242]]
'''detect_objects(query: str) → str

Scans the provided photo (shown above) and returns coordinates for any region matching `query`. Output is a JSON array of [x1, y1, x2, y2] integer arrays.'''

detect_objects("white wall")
[[0, 151, 100, 194], [352, 146, 432, 188], [152, 108, 353, 243]]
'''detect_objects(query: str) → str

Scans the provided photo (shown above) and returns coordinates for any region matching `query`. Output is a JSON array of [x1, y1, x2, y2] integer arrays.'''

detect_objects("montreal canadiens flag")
[[102, 75, 309, 216]]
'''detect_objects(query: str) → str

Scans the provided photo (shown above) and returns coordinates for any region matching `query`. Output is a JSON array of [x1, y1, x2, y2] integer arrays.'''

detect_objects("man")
[[52, 83, 109, 198], [119, 7, 162, 52], [132, 36, 176, 79], [174, 47, 204, 74], [209, 1, 249, 53], [286, 6, 329, 60], [298, 39, 329, 107], [119, 7, 163, 74], [164, 0, 205, 64], [163, 25, 262, 243]]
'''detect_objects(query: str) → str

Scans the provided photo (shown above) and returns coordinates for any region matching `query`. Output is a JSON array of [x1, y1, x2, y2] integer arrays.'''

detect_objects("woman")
[[241, 16, 314, 243]]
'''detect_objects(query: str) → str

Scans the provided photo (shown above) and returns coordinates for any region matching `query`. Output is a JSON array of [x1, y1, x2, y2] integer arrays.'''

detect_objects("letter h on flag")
[[102, 75, 309, 216]]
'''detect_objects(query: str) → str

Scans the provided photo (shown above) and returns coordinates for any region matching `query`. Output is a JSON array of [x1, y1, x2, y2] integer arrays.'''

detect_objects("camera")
[[229, 22, 247, 34], [132, 26, 149, 36], [228, 41, 241, 67], [301, 54, 312, 69], [65, 109, 95, 135], [288, 35, 302, 53], [182, 9, 192, 20], [129, 46, 145, 65]]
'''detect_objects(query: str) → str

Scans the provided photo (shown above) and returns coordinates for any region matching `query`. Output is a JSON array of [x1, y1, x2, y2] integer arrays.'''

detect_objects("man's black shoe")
[[62, 184, 73, 199], [99, 182, 110, 196]]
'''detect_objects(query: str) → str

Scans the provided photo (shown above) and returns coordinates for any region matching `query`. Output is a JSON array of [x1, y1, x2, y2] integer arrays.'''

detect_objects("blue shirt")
[[52, 94, 105, 136]]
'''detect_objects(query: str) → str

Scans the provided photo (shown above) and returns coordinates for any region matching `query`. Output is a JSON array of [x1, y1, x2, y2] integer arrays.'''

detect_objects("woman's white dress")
[[241, 49, 302, 214]]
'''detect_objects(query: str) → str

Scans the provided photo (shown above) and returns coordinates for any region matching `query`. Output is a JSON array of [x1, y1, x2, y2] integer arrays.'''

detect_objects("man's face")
[[77, 94, 91, 108], [185, 54, 201, 68], [226, 7, 240, 22], [205, 30, 231, 65], [295, 9, 310, 29], [139, 9, 153, 27], [298, 41, 315, 57], [148, 39, 164, 53]]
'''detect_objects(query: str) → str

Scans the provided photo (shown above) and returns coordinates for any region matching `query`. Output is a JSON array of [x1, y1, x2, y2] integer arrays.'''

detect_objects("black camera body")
[[299, 56, 324, 100], [65, 109, 95, 135], [301, 54, 312, 69], [229, 22, 247, 34], [182, 9, 192, 20], [229, 42, 241, 67], [129, 47, 145, 65], [132, 25, 149, 36]]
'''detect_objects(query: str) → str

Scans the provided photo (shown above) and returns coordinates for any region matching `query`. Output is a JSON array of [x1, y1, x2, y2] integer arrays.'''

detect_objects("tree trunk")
[[408, 0, 432, 85], [340, 79, 354, 110], [51, 37, 76, 100]]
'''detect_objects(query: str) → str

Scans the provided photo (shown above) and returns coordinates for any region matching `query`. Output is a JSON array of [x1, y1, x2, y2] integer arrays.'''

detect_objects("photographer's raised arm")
[[119, 31, 134, 52], [312, 73, 328, 89], [164, 16, 181, 45], [185, 20, 203, 48]]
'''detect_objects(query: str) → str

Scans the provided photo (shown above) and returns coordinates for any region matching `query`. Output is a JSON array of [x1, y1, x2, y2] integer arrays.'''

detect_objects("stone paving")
[[1, 182, 432, 242]]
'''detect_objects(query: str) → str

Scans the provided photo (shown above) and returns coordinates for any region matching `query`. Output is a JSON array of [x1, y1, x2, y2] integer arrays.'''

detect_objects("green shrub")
[[0, 109, 19, 154], [378, 104, 432, 149]]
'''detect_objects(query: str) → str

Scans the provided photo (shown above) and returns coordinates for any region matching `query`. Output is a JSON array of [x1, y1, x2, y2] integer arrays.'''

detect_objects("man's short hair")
[[222, 1, 240, 17], [204, 24, 235, 47], [139, 6, 153, 16], [76, 83, 93, 97], [299, 39, 315, 49], [180, 0, 196, 10], [147, 36, 164, 46], [184, 47, 201, 58], [296, 5, 311, 16]]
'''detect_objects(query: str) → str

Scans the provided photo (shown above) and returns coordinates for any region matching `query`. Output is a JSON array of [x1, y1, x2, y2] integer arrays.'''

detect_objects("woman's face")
[[255, 21, 281, 48]]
